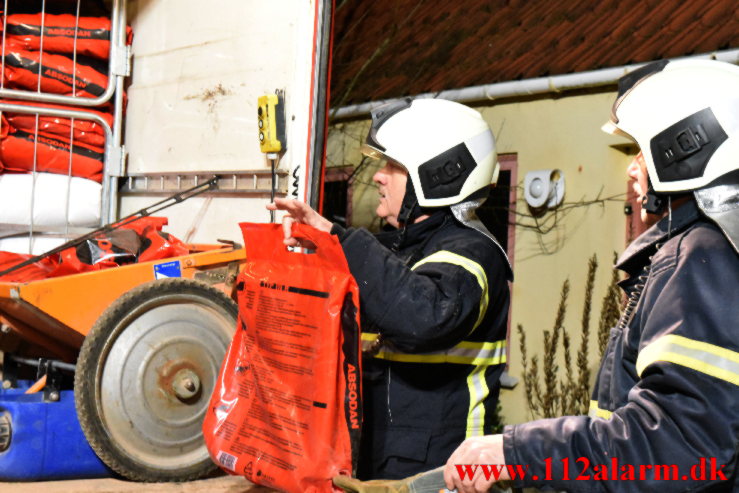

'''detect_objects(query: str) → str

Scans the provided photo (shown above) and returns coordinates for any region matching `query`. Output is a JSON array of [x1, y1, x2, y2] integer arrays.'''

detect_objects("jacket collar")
[[374, 210, 449, 250], [616, 200, 702, 275]]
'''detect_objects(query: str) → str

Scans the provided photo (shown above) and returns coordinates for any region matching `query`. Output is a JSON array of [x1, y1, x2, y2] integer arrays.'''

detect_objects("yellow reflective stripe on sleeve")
[[588, 400, 613, 420], [466, 365, 491, 438], [636, 334, 739, 386], [360, 333, 506, 365], [361, 332, 380, 348], [411, 251, 489, 331]]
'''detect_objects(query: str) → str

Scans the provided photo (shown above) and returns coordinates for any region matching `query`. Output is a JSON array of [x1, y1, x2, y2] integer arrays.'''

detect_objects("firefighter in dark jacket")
[[443, 59, 739, 493], [269, 98, 513, 479]]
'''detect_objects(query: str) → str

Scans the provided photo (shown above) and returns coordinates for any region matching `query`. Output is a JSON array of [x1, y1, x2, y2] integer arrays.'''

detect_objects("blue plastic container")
[[0, 387, 112, 481]]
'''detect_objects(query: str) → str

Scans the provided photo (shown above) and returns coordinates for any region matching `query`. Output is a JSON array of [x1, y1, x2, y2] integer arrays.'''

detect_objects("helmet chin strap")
[[642, 176, 665, 215], [392, 180, 420, 251], [396, 178, 423, 227]]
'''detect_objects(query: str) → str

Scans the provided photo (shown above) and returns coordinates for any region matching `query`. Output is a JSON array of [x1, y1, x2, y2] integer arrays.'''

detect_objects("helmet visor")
[[360, 142, 387, 160], [601, 119, 636, 142], [363, 99, 414, 155], [609, 60, 670, 126]]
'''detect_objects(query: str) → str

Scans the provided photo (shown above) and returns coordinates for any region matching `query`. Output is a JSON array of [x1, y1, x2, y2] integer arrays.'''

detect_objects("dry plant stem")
[[519, 253, 628, 419], [574, 255, 597, 413], [598, 252, 623, 357]]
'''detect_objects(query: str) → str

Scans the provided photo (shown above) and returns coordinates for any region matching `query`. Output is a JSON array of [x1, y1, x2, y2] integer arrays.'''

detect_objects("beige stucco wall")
[[327, 90, 635, 425], [481, 93, 631, 424]]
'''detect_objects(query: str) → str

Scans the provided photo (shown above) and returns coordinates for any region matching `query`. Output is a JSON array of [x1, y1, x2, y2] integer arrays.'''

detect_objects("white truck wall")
[[121, 0, 322, 243]]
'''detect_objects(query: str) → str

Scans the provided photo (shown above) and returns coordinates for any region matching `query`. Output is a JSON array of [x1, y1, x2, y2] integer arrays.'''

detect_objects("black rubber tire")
[[75, 278, 237, 482]]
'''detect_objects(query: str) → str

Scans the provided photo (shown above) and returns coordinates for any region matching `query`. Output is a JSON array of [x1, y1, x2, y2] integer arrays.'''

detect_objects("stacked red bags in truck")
[[2, 13, 133, 96], [0, 112, 105, 181], [3, 39, 109, 98], [4, 99, 111, 147], [4, 13, 133, 60], [0, 12, 132, 184]]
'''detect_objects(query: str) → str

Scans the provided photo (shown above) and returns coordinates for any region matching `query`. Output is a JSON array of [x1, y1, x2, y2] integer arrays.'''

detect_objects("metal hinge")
[[111, 44, 133, 77], [105, 144, 127, 177]]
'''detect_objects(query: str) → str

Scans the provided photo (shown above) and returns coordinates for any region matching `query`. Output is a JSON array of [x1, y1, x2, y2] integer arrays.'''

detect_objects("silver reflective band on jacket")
[[636, 334, 739, 386]]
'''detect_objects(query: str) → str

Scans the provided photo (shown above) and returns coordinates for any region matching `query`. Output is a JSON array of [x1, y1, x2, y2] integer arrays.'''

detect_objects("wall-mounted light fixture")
[[523, 169, 565, 212]]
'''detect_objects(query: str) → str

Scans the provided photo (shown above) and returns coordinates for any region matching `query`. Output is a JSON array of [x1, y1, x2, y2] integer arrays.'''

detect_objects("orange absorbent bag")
[[2, 40, 108, 98], [4, 13, 133, 60], [0, 116, 104, 182], [3, 99, 112, 147], [203, 223, 362, 493]]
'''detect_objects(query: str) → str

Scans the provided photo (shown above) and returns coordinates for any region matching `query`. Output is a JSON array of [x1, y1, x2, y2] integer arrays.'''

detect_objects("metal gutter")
[[331, 48, 739, 121]]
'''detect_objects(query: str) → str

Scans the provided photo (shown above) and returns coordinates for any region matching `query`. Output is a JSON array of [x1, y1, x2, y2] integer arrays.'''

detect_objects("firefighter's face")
[[373, 160, 408, 228], [627, 151, 660, 226]]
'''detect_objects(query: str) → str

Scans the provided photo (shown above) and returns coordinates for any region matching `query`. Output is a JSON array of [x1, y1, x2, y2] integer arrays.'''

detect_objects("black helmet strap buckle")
[[642, 173, 666, 215], [643, 187, 665, 215]]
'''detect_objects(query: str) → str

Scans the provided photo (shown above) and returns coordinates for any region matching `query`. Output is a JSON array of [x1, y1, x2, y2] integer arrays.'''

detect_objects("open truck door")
[[0, 0, 334, 482], [120, 0, 333, 236]]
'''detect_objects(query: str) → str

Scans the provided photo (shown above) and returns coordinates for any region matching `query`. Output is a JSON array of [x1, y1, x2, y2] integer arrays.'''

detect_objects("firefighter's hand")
[[332, 474, 409, 492], [267, 198, 333, 247], [444, 434, 507, 493]]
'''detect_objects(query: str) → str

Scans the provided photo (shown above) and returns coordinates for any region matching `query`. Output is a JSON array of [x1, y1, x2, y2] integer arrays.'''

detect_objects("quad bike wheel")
[[75, 278, 237, 481]]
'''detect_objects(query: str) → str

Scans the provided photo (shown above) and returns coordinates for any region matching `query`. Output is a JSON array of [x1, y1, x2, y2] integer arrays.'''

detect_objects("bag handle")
[[240, 222, 351, 273]]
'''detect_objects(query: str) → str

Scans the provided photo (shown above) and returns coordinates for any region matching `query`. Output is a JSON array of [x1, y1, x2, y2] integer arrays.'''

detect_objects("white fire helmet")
[[603, 59, 739, 253], [362, 98, 499, 208]]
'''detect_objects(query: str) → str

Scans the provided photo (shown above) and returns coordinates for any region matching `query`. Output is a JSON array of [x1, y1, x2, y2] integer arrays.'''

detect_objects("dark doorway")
[[477, 169, 512, 252], [321, 166, 353, 227], [475, 155, 517, 257]]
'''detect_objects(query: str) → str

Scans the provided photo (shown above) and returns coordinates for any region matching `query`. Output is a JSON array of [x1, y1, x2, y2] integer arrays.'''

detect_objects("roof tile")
[[331, 0, 739, 106]]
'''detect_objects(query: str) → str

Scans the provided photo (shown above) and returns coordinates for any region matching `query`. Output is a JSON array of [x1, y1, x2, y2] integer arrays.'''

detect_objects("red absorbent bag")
[[2, 41, 108, 98], [4, 13, 133, 60], [0, 217, 189, 282], [50, 216, 189, 277], [203, 223, 362, 493], [0, 117, 104, 182], [0, 251, 56, 282], [3, 99, 112, 147]]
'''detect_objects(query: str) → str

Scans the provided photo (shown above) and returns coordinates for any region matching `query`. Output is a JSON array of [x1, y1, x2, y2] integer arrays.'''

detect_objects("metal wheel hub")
[[170, 367, 201, 401], [99, 300, 231, 469]]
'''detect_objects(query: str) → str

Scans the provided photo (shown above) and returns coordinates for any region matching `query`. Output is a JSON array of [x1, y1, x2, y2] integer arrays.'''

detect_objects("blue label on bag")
[[154, 260, 182, 279]]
